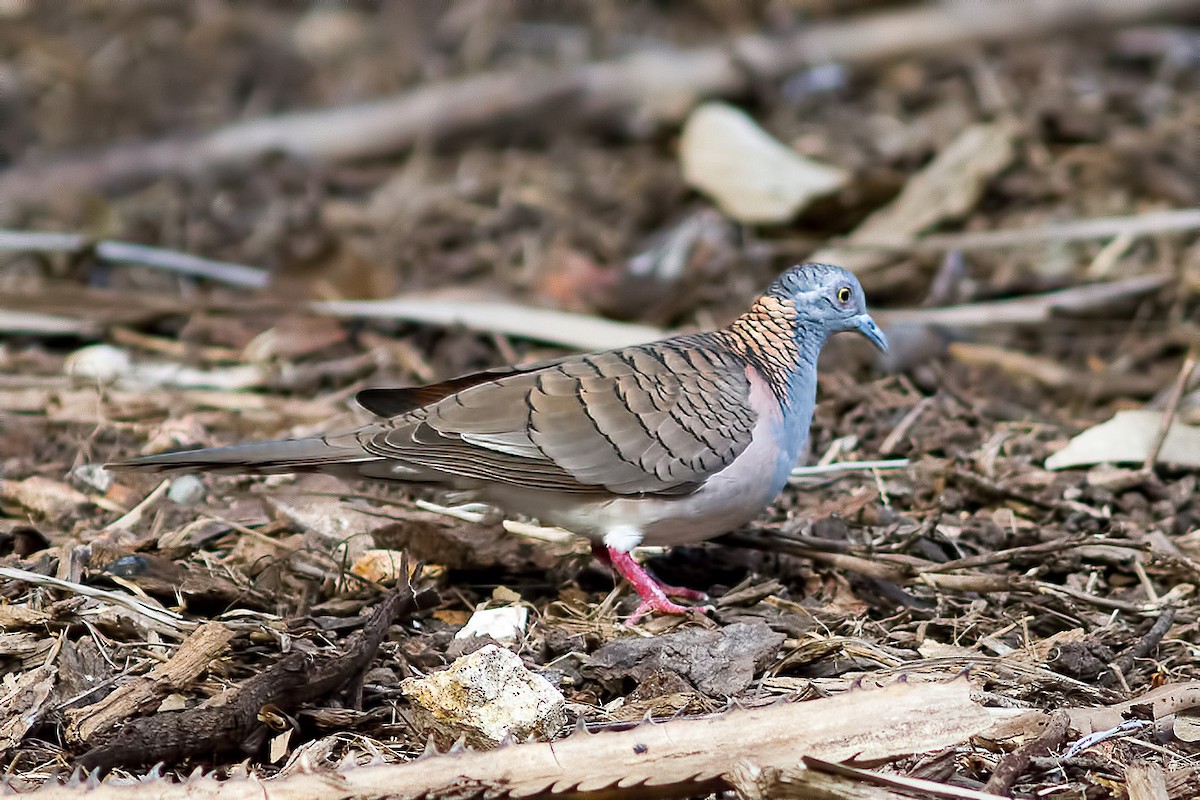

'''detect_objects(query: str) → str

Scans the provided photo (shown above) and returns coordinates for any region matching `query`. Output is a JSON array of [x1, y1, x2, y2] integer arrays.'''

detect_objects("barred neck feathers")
[[719, 293, 819, 403]]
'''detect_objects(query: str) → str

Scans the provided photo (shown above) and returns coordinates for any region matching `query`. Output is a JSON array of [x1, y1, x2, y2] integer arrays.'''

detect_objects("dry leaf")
[[680, 102, 847, 224], [811, 121, 1018, 273], [1, 476, 90, 518], [350, 549, 418, 583], [1045, 410, 1200, 470]]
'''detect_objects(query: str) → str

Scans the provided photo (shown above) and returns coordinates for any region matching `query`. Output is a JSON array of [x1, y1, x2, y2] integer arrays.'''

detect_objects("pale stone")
[[400, 644, 565, 748], [454, 605, 529, 646]]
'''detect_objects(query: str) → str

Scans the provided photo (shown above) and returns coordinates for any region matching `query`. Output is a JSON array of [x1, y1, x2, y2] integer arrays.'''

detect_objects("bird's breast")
[[496, 369, 795, 549]]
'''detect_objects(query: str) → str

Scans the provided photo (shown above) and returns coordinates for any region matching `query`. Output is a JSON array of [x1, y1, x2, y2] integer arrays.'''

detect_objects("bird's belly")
[[482, 411, 793, 548], [489, 485, 774, 548]]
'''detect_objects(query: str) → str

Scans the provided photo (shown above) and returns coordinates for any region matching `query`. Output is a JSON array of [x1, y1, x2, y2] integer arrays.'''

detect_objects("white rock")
[[400, 644, 565, 748], [292, 7, 367, 63], [454, 605, 529, 646], [65, 344, 131, 385], [680, 102, 847, 224], [70, 463, 113, 493], [167, 475, 206, 506]]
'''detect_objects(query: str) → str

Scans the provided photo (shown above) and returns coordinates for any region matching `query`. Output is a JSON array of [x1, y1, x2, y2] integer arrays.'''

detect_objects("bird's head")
[[768, 263, 888, 353]]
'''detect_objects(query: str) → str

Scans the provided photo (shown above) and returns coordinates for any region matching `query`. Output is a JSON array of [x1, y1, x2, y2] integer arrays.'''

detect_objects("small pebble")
[[167, 475, 206, 506], [70, 464, 113, 493], [65, 344, 131, 385], [454, 605, 530, 646]]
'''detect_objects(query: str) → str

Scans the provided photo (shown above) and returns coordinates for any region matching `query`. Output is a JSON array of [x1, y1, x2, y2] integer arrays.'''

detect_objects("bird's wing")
[[356, 354, 572, 416], [360, 334, 760, 496]]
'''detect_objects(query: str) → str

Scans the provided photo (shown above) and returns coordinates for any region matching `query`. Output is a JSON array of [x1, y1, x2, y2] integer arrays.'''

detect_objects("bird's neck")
[[721, 296, 826, 408], [722, 298, 824, 498]]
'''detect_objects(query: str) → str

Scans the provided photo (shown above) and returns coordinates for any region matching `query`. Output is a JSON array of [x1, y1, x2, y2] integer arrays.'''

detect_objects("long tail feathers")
[[106, 437, 376, 475]]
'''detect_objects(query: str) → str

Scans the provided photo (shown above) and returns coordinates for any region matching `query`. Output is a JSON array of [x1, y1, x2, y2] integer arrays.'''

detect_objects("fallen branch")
[[39, 678, 1017, 799], [1099, 606, 1177, 690], [790, 458, 910, 479], [312, 296, 664, 351], [803, 757, 1009, 800], [0, 270, 1172, 357], [1067, 681, 1200, 735], [76, 578, 437, 770], [2, 0, 1194, 206], [0, 309, 97, 337], [882, 275, 1169, 329], [64, 622, 236, 745], [983, 710, 1070, 795], [840, 207, 1200, 253]]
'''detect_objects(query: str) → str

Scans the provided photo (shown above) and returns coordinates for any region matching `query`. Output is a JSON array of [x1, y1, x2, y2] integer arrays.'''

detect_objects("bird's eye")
[[836, 286, 852, 304]]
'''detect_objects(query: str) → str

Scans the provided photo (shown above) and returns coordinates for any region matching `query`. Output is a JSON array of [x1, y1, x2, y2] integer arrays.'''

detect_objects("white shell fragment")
[[680, 102, 847, 224], [400, 644, 566, 748], [453, 605, 530, 646]]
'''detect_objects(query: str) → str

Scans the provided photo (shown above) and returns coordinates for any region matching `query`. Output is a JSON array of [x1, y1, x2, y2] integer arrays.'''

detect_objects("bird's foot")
[[626, 595, 715, 627], [592, 543, 710, 599], [652, 582, 710, 602], [604, 547, 714, 626]]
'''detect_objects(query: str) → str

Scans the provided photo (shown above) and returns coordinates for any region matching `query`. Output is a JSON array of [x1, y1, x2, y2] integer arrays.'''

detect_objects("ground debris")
[[585, 621, 785, 698], [680, 102, 847, 224], [0, 3, 1198, 795], [75, 580, 434, 771], [29, 679, 1013, 800]]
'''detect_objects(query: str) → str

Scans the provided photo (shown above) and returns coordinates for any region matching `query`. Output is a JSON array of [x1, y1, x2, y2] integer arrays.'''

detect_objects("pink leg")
[[602, 546, 714, 626], [649, 578, 709, 602], [590, 544, 709, 601]]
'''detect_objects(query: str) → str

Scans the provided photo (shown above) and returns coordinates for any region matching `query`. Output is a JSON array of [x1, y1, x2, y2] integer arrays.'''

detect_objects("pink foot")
[[591, 544, 710, 601], [651, 581, 709, 602], [603, 547, 714, 626]]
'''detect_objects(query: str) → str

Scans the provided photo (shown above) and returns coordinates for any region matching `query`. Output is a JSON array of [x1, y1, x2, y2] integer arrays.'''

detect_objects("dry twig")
[[0, 230, 268, 289]]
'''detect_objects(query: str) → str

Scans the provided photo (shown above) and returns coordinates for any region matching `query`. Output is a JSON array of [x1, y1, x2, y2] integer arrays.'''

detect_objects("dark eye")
[[836, 286, 852, 304]]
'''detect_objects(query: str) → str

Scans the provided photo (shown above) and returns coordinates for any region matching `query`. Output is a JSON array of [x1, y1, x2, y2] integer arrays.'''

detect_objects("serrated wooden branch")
[[30, 678, 1027, 800]]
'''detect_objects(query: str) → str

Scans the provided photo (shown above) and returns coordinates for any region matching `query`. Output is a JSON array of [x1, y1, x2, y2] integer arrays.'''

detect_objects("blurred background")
[[3, 0, 1198, 458], [2, 1, 1200, 787]]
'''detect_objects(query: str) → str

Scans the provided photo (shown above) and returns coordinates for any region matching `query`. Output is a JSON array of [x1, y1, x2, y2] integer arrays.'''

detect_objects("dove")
[[109, 263, 887, 623]]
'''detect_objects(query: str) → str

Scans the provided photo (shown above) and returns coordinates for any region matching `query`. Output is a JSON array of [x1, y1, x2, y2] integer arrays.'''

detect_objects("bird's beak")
[[852, 314, 889, 352]]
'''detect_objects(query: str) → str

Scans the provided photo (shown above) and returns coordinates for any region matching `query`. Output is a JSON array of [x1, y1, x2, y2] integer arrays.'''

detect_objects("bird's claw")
[[625, 598, 715, 627]]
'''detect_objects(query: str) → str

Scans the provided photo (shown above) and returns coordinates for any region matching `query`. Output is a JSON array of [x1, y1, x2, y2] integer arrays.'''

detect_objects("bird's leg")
[[591, 543, 710, 601], [602, 546, 714, 625], [641, 572, 710, 602]]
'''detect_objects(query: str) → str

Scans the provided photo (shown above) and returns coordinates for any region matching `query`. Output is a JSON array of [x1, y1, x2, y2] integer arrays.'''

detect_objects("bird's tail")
[[107, 436, 377, 475]]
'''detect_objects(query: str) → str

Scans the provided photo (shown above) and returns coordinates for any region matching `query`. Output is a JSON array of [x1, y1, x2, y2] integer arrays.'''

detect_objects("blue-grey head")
[[766, 262, 889, 353]]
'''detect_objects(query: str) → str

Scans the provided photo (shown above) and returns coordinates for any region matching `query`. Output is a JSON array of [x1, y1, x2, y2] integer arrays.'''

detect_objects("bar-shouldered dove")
[[109, 263, 887, 623]]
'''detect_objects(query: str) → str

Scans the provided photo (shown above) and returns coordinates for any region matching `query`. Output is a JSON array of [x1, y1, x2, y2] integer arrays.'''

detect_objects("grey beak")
[[853, 314, 889, 352]]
